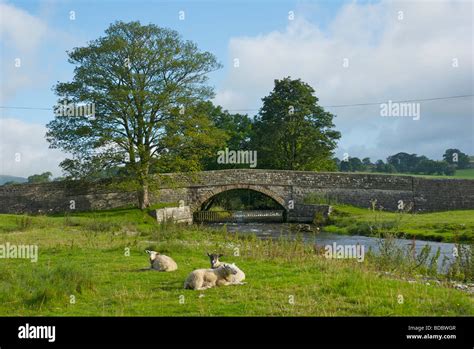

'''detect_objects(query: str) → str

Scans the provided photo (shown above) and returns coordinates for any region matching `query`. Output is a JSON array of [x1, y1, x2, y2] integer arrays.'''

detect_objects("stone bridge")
[[1, 169, 474, 218]]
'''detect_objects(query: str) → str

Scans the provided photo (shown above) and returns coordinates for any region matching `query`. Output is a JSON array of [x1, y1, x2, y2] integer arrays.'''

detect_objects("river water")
[[207, 222, 458, 270]]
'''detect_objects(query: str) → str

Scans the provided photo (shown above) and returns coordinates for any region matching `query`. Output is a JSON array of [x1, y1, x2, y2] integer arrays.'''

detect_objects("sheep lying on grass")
[[184, 264, 241, 290], [207, 252, 246, 284], [145, 250, 178, 272]]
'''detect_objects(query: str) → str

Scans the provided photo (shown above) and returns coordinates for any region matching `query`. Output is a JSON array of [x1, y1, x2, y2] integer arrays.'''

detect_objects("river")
[[207, 222, 459, 270]]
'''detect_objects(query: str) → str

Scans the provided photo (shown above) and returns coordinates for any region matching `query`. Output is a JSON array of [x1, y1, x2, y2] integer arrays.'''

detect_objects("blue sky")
[[1, 0, 472, 177]]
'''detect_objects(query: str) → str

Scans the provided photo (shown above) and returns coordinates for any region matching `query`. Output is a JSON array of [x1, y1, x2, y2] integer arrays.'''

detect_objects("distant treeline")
[[334, 149, 471, 176]]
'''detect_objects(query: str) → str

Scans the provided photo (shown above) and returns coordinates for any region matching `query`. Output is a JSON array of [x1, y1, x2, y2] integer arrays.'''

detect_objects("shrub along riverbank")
[[0, 208, 472, 316]]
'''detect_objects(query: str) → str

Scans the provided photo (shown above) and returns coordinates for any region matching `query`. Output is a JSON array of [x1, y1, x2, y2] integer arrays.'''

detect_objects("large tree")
[[252, 77, 340, 171], [46, 21, 222, 208]]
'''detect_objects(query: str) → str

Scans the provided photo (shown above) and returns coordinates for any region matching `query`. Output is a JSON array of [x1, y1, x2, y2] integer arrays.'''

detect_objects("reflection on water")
[[207, 222, 458, 270]]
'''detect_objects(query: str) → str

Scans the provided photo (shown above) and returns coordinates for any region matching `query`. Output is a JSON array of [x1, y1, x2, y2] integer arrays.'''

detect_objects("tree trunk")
[[138, 180, 150, 209]]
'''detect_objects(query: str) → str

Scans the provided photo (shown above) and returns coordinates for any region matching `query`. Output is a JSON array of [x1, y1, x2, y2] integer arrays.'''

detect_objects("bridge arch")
[[193, 184, 287, 212]]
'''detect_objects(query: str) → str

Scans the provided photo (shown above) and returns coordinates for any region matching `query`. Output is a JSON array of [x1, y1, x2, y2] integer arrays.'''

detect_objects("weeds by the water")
[[370, 233, 439, 275], [446, 242, 474, 282]]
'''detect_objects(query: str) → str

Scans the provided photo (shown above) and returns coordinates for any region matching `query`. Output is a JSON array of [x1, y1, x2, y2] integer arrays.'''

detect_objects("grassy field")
[[0, 208, 472, 316], [453, 168, 474, 179], [350, 168, 474, 179], [323, 205, 474, 242]]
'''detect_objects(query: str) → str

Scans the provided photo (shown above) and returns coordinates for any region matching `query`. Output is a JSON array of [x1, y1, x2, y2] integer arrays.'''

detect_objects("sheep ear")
[[145, 250, 151, 254], [206, 252, 211, 257]]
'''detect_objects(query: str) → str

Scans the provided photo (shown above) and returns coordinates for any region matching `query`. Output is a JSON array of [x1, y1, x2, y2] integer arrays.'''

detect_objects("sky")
[[0, 0, 473, 177]]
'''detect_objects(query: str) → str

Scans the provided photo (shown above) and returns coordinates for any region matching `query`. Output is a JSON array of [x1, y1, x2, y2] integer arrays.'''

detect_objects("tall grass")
[[446, 243, 474, 282], [16, 215, 33, 230], [370, 233, 440, 275], [0, 262, 95, 310]]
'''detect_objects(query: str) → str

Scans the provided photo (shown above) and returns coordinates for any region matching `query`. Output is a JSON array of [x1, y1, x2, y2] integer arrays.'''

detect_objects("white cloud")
[[0, 2, 50, 103], [0, 117, 65, 177], [214, 0, 473, 160], [0, 2, 78, 177], [0, 2, 48, 52], [0, 1, 79, 104]]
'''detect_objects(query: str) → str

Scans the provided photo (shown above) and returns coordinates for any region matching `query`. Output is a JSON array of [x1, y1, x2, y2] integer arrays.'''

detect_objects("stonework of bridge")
[[1, 169, 474, 216]]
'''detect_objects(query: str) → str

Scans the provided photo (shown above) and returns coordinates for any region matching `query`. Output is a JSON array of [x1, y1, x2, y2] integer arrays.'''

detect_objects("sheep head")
[[207, 252, 224, 268], [221, 263, 238, 276], [145, 250, 160, 262]]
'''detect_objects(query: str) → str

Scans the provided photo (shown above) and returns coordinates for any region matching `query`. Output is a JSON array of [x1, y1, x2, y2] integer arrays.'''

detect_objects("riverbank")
[[0, 208, 472, 316], [322, 205, 474, 243]]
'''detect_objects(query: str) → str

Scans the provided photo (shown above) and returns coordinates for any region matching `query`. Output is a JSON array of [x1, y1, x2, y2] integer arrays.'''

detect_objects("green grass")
[[0, 208, 472, 316], [323, 205, 474, 242], [453, 168, 474, 179], [348, 168, 474, 179]]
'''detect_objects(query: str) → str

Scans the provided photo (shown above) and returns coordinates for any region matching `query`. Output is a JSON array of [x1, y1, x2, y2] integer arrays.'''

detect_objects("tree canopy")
[[46, 21, 222, 208], [252, 77, 340, 171], [27, 172, 52, 184], [443, 148, 470, 169]]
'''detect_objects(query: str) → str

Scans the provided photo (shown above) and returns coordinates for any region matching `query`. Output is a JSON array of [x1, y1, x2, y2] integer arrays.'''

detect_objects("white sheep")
[[183, 263, 240, 290], [145, 250, 178, 272], [207, 252, 246, 284]]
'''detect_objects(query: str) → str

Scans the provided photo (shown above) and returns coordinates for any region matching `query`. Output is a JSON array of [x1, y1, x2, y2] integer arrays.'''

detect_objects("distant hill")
[[0, 175, 27, 185]]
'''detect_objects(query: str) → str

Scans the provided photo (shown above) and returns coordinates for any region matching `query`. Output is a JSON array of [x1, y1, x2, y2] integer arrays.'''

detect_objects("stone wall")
[[0, 180, 137, 214], [1, 169, 473, 214]]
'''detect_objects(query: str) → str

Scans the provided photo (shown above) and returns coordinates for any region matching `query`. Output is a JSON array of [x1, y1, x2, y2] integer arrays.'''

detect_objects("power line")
[[322, 94, 474, 108], [0, 106, 53, 111], [227, 94, 474, 111], [0, 94, 472, 113]]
